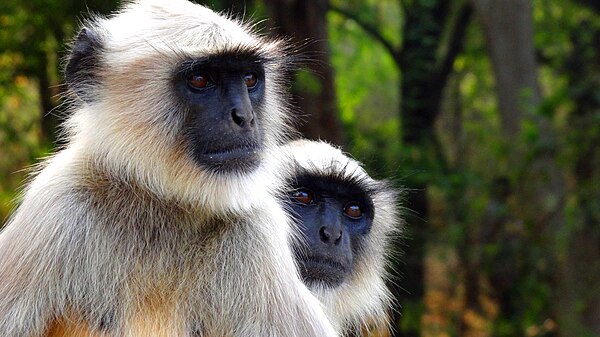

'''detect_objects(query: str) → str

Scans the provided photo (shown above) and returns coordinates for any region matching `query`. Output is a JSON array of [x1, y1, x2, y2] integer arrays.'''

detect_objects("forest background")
[[1, 0, 599, 336]]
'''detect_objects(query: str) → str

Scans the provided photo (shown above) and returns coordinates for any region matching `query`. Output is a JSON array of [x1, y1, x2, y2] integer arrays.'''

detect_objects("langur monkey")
[[277, 140, 400, 335], [0, 1, 336, 336]]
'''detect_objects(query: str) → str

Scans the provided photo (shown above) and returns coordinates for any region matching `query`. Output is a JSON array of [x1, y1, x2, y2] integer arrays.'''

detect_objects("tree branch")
[[437, 2, 473, 86], [328, 4, 400, 62]]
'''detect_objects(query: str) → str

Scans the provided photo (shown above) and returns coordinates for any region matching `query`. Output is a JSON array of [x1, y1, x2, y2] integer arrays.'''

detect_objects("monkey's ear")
[[65, 27, 104, 102]]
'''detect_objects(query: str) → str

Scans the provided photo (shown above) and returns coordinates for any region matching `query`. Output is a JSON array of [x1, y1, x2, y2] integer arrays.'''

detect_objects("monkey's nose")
[[231, 108, 255, 129], [319, 226, 342, 245]]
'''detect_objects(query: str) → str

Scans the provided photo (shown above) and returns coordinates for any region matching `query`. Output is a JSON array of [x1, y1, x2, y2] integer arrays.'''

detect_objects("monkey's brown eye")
[[292, 189, 314, 204], [244, 72, 258, 88], [343, 202, 363, 219], [188, 73, 210, 89]]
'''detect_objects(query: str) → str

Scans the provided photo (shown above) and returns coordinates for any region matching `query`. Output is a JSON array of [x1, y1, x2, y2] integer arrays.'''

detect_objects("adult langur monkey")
[[275, 140, 401, 335], [0, 1, 337, 336]]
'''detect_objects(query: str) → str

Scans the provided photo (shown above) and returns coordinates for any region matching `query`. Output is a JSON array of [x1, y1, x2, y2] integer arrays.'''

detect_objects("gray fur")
[[0, 1, 335, 336], [274, 140, 402, 334]]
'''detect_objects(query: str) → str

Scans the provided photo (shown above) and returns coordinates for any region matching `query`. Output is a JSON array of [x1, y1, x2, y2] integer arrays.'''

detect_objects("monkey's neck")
[[80, 158, 196, 214]]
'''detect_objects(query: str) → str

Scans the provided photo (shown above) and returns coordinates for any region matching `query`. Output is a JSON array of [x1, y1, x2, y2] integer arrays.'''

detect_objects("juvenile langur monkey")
[[276, 140, 400, 335], [0, 1, 336, 336]]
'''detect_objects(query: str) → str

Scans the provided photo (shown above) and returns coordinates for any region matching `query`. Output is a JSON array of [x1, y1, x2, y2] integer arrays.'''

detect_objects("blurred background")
[[1, 0, 599, 336]]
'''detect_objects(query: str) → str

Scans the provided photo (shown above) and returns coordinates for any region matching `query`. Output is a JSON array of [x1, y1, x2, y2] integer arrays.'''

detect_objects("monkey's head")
[[276, 140, 401, 331], [64, 0, 293, 212]]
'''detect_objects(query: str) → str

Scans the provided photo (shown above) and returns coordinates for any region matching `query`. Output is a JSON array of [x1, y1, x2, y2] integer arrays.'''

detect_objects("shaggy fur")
[[0, 1, 335, 336], [273, 140, 401, 334]]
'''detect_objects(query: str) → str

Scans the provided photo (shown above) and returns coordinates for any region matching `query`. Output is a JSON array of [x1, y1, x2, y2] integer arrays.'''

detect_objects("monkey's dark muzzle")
[[298, 255, 350, 288], [197, 145, 262, 173]]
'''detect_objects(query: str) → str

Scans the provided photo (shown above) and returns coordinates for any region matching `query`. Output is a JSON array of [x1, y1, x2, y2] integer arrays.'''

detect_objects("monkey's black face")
[[288, 174, 374, 288], [174, 53, 267, 173]]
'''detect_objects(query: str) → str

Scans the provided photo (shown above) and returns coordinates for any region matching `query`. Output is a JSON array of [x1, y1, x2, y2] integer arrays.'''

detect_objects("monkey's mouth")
[[202, 145, 261, 161], [297, 256, 350, 288], [196, 144, 263, 173]]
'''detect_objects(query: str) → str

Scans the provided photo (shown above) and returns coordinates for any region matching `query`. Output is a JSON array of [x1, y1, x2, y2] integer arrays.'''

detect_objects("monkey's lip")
[[196, 145, 262, 172], [298, 256, 349, 287], [201, 145, 261, 161]]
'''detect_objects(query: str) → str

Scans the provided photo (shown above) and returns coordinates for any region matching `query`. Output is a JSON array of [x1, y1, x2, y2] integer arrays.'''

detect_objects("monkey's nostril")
[[231, 108, 256, 129], [231, 108, 245, 127], [319, 227, 328, 242], [319, 227, 342, 244]]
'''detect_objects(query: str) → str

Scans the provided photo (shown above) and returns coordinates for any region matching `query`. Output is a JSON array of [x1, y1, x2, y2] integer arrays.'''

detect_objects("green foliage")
[[330, 0, 402, 48], [0, 0, 118, 218], [399, 300, 424, 333], [294, 69, 323, 95], [328, 6, 401, 177], [0, 0, 599, 336], [0, 77, 46, 220]]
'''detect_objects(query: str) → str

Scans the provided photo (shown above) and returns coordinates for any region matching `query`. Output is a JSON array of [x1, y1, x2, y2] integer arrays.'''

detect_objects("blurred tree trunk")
[[471, 2, 560, 208], [470, 1, 589, 336], [214, 0, 252, 14], [560, 20, 600, 336], [395, 1, 451, 335], [471, 0, 541, 138], [263, 0, 343, 145], [396, 2, 472, 336], [329, 1, 472, 334], [575, 0, 600, 13]]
